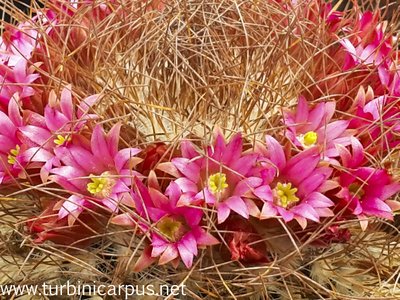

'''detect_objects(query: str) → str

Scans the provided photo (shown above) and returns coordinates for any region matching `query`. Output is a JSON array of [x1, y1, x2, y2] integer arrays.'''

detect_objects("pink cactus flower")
[[255, 136, 334, 229], [0, 22, 39, 66], [284, 96, 352, 160], [339, 11, 393, 70], [19, 86, 99, 180], [159, 131, 269, 224], [335, 138, 400, 229], [0, 94, 52, 184], [114, 176, 219, 269], [50, 123, 141, 220], [349, 86, 400, 151], [0, 59, 40, 109]]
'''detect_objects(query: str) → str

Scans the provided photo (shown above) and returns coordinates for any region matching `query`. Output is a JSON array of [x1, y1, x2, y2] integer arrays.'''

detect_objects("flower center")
[[54, 134, 72, 146], [156, 215, 189, 242], [208, 172, 229, 194], [274, 182, 299, 208], [299, 131, 318, 148], [348, 182, 365, 199], [87, 172, 115, 198], [7, 145, 20, 165]]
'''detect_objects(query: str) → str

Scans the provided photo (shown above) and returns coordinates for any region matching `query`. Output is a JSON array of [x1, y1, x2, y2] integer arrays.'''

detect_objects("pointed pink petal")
[[254, 185, 273, 201], [320, 120, 349, 141], [265, 135, 286, 170], [381, 183, 400, 200], [177, 242, 194, 268], [295, 96, 309, 124], [0, 111, 16, 137], [217, 203, 231, 224], [50, 166, 87, 192], [114, 148, 141, 173], [225, 196, 249, 219], [305, 192, 334, 208], [19, 125, 52, 147], [157, 162, 181, 178], [181, 140, 199, 159], [211, 130, 226, 160], [60, 86, 73, 120], [277, 206, 295, 222], [8, 94, 22, 126], [386, 200, 400, 212], [44, 106, 70, 132], [192, 227, 219, 246], [233, 177, 262, 196], [77, 94, 99, 118], [133, 245, 157, 272], [175, 177, 198, 193], [291, 203, 320, 222], [91, 125, 113, 166], [158, 244, 179, 265], [362, 198, 393, 219], [260, 202, 278, 219], [308, 102, 326, 130], [106, 123, 121, 157], [172, 158, 200, 183], [222, 132, 243, 164], [294, 216, 307, 229], [111, 213, 136, 226]]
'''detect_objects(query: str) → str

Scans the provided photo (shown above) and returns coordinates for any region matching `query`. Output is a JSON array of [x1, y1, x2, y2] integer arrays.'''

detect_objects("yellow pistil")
[[299, 131, 318, 148], [54, 134, 72, 146], [87, 172, 115, 198], [274, 182, 300, 208], [7, 145, 20, 165], [156, 216, 188, 242], [208, 172, 229, 194], [348, 182, 365, 199]]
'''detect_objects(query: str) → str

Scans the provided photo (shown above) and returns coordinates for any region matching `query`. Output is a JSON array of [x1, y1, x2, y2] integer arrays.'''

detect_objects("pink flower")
[[159, 131, 268, 224], [0, 21, 39, 66], [335, 138, 400, 228], [339, 12, 393, 70], [349, 86, 400, 152], [49, 123, 141, 220], [0, 59, 40, 109], [284, 96, 352, 160], [256, 136, 334, 228], [0, 95, 52, 184], [19, 86, 99, 180], [114, 176, 218, 269]]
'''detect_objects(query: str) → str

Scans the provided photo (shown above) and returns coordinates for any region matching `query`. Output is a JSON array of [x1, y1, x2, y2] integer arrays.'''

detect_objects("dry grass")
[[0, 0, 399, 299]]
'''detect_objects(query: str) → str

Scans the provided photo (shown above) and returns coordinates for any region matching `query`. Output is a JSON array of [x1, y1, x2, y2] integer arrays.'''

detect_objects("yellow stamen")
[[87, 172, 115, 198], [208, 172, 229, 194], [54, 134, 72, 146], [299, 131, 318, 148], [156, 216, 188, 242], [274, 182, 300, 208], [7, 145, 20, 165]]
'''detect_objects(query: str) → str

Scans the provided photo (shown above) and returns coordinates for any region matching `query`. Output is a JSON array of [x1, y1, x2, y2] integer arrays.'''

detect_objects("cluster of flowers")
[[0, 0, 399, 269]]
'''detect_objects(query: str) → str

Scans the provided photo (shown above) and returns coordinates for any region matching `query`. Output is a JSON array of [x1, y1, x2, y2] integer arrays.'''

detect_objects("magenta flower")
[[19, 86, 99, 180], [0, 59, 40, 109], [284, 96, 352, 160], [0, 95, 52, 183], [350, 86, 400, 151], [113, 176, 218, 269], [256, 136, 334, 228], [160, 131, 268, 224], [339, 12, 392, 70], [0, 21, 39, 66], [49, 123, 141, 219], [335, 138, 400, 228]]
